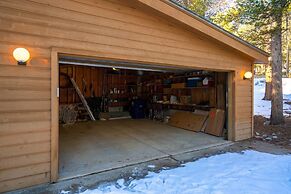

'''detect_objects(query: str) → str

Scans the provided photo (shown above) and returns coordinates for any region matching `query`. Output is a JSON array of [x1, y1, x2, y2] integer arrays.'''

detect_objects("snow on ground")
[[254, 78, 291, 117], [69, 151, 291, 194]]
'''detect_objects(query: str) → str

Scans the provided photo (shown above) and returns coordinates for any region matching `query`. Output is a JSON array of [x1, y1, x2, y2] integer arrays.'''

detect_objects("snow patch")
[[254, 78, 291, 117], [70, 151, 291, 194]]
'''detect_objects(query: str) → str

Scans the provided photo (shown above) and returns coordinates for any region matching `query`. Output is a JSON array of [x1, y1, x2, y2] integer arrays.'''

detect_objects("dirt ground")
[[254, 115, 291, 150]]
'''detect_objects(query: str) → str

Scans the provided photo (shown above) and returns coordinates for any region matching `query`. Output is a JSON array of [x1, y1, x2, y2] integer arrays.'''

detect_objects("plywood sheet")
[[205, 109, 225, 136], [169, 111, 208, 132]]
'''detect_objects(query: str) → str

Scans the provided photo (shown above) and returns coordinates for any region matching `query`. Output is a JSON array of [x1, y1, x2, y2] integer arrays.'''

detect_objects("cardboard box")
[[180, 96, 192, 104], [99, 112, 110, 120], [171, 83, 185, 88], [108, 106, 123, 112], [163, 88, 171, 94]]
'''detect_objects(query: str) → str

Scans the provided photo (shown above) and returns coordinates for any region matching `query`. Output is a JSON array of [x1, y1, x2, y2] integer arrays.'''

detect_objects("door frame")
[[50, 48, 237, 182], [227, 71, 235, 141], [50, 49, 59, 182]]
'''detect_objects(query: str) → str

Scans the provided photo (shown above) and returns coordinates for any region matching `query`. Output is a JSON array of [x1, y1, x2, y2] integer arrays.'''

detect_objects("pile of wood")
[[169, 108, 225, 137]]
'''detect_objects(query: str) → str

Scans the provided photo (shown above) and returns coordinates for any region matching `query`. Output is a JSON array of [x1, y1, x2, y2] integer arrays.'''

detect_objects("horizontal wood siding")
[[234, 66, 253, 140], [0, 0, 253, 192]]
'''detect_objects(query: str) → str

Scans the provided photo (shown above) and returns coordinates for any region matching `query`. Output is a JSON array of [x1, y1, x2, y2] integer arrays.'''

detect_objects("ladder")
[[70, 77, 96, 121]]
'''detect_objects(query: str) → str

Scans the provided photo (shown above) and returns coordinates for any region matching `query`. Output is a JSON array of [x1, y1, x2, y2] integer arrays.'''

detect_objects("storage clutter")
[[59, 65, 226, 137]]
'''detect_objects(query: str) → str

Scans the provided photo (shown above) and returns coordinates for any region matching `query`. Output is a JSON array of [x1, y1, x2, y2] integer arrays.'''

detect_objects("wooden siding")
[[0, 0, 253, 192], [137, 0, 268, 63]]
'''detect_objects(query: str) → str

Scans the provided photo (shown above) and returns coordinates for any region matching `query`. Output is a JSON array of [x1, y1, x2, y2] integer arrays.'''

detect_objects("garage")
[[58, 56, 230, 179], [0, 0, 269, 192]]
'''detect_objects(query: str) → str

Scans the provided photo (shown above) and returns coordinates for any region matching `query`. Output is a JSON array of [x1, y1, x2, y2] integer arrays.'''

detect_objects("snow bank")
[[254, 78, 291, 117], [76, 151, 291, 194]]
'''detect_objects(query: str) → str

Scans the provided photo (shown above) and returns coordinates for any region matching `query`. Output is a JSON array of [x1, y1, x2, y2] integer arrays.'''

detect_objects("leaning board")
[[204, 109, 225, 136], [169, 111, 208, 132]]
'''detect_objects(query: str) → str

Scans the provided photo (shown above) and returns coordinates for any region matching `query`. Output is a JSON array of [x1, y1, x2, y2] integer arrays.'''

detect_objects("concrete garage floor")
[[59, 119, 228, 179]]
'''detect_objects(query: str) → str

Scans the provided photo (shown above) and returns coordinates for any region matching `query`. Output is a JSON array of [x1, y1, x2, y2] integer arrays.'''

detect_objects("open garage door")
[[57, 55, 232, 180]]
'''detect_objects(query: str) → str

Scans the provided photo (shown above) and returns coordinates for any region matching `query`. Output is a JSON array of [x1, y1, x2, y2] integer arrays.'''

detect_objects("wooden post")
[[50, 49, 59, 182], [251, 64, 255, 138], [227, 71, 235, 141]]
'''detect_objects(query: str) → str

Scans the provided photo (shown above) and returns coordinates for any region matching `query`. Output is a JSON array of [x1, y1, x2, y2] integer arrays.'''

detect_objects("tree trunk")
[[270, 18, 284, 125], [263, 63, 272, 100], [264, 82, 272, 100], [286, 14, 290, 77]]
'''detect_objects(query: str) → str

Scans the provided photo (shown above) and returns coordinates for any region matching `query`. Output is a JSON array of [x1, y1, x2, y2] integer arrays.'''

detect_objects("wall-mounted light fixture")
[[243, 71, 253, 80], [13, 48, 30, 65]]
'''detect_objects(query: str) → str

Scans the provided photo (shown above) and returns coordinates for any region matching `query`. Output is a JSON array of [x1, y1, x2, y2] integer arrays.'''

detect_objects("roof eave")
[[135, 0, 269, 64]]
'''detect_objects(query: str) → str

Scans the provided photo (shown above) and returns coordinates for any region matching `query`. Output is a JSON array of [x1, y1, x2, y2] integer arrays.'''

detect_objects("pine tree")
[[237, 0, 290, 124]]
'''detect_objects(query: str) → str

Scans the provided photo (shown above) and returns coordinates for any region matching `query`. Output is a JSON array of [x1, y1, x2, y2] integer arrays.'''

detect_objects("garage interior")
[[58, 56, 230, 179]]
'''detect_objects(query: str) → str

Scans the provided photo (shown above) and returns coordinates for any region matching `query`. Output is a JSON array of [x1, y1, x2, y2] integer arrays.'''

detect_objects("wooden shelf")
[[152, 102, 213, 111], [143, 83, 214, 87], [167, 74, 214, 79], [109, 101, 129, 107], [109, 84, 137, 86], [169, 86, 214, 89], [109, 94, 129, 98]]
